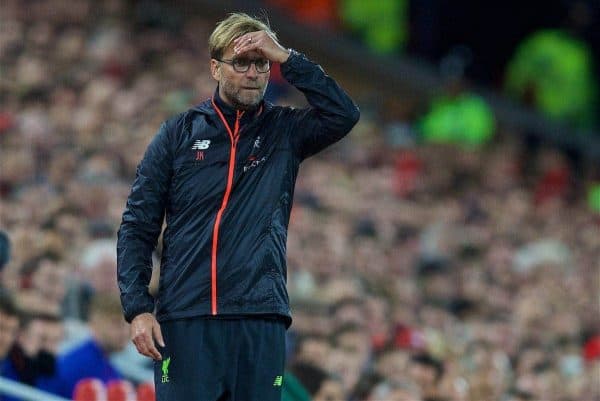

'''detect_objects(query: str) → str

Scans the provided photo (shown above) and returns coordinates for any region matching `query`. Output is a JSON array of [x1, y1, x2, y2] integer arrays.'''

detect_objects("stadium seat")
[[136, 382, 155, 401], [73, 378, 107, 401], [106, 380, 136, 401]]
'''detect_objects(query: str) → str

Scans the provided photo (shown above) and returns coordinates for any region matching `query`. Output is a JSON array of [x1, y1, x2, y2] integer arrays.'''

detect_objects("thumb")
[[153, 320, 165, 347]]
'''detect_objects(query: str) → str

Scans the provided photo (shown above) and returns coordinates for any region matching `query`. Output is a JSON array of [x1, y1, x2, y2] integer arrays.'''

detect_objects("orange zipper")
[[210, 99, 243, 315]]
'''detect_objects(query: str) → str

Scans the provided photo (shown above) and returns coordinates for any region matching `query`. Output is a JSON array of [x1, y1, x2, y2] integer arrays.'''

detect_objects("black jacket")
[[117, 50, 360, 326]]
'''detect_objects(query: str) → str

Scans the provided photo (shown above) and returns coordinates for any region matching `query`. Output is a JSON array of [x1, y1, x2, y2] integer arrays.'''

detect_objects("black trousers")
[[155, 317, 286, 401]]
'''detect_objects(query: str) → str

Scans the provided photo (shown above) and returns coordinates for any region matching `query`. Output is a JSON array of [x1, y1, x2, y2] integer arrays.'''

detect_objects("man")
[[408, 353, 445, 399], [17, 251, 68, 316], [50, 294, 129, 399], [117, 12, 359, 401], [1, 312, 62, 401]]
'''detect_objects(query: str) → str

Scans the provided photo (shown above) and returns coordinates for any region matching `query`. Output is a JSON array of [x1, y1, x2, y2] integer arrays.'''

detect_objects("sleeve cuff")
[[123, 296, 155, 323], [280, 49, 301, 70]]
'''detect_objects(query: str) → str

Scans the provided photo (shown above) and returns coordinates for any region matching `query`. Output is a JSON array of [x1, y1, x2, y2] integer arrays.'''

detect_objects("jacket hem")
[[156, 307, 292, 328]]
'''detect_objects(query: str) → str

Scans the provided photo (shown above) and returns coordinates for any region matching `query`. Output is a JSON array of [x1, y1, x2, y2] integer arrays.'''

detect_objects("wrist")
[[276, 48, 291, 64]]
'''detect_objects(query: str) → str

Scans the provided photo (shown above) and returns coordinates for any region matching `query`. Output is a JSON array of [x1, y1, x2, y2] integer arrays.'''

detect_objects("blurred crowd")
[[271, 0, 600, 130], [0, 1, 598, 401]]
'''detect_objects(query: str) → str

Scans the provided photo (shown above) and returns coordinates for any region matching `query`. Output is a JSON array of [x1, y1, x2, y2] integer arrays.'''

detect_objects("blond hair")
[[209, 13, 276, 60]]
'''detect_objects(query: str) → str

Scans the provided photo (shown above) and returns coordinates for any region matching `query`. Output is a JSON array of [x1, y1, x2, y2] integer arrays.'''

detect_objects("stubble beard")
[[222, 81, 267, 110]]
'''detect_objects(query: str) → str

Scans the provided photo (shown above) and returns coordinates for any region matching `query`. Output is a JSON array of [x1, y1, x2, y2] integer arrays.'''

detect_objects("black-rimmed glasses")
[[217, 57, 271, 73]]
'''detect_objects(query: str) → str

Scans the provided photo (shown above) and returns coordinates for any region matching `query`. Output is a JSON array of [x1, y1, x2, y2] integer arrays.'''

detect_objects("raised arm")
[[232, 31, 360, 160]]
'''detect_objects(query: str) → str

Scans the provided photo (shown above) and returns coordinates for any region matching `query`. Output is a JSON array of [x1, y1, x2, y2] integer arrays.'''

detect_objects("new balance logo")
[[192, 139, 211, 150], [273, 376, 283, 387]]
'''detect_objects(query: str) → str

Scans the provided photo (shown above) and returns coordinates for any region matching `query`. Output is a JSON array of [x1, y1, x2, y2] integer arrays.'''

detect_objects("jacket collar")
[[191, 88, 272, 124]]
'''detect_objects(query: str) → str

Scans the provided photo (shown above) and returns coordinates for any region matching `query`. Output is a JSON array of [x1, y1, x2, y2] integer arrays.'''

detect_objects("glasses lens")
[[233, 59, 250, 72], [230, 58, 270, 73], [255, 59, 270, 73]]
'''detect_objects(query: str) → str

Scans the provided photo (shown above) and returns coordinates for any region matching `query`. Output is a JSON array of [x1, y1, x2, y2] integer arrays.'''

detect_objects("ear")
[[210, 59, 221, 82]]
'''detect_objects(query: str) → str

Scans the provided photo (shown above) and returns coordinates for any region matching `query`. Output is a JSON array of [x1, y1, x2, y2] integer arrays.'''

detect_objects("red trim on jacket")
[[209, 98, 244, 315]]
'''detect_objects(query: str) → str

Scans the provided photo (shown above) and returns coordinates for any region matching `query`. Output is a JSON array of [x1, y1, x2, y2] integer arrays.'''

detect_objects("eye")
[[256, 59, 269, 69], [233, 59, 250, 68]]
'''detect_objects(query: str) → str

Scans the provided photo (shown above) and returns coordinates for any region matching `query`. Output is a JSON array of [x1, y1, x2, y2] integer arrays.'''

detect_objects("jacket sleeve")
[[117, 121, 173, 322], [280, 50, 360, 160]]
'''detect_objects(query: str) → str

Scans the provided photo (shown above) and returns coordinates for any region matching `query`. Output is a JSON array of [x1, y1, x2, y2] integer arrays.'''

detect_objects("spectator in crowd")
[[293, 333, 332, 367], [329, 323, 373, 391], [505, 29, 598, 128], [62, 238, 119, 323], [372, 345, 410, 387], [408, 353, 445, 399], [15, 251, 68, 316], [49, 294, 129, 399], [1, 312, 63, 401], [417, 85, 495, 149], [339, 0, 408, 53]]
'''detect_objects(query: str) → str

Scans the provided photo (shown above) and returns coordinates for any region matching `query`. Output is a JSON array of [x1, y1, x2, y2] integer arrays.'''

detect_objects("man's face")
[[33, 259, 68, 302], [409, 361, 437, 389], [91, 311, 129, 354], [335, 330, 371, 368], [0, 311, 19, 358], [18, 318, 64, 356], [211, 44, 269, 110], [376, 349, 409, 382], [298, 337, 331, 366]]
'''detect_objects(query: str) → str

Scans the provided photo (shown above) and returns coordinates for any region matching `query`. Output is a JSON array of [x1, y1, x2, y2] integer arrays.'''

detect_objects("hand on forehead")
[[224, 43, 262, 59]]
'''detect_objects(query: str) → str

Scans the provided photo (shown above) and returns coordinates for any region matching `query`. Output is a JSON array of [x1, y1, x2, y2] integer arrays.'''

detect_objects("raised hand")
[[233, 31, 290, 63]]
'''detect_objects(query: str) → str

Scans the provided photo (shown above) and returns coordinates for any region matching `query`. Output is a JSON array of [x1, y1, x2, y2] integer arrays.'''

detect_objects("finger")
[[137, 337, 161, 360], [234, 42, 252, 55], [234, 33, 256, 43], [133, 339, 151, 358], [235, 42, 262, 56], [147, 343, 162, 361], [153, 321, 165, 347], [133, 331, 159, 359], [234, 36, 261, 55], [141, 331, 162, 360], [233, 35, 251, 48]]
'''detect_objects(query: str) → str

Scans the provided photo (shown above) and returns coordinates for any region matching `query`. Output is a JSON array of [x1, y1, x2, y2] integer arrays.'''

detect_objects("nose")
[[245, 63, 259, 78]]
